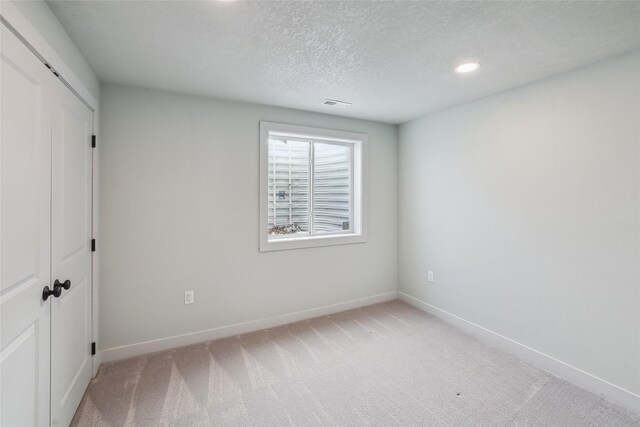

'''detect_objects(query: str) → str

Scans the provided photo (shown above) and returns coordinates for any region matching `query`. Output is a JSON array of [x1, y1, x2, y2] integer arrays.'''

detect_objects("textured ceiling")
[[48, 0, 640, 124]]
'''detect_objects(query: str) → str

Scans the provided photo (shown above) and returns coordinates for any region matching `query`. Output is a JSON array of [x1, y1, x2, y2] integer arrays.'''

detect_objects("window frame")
[[259, 121, 368, 252]]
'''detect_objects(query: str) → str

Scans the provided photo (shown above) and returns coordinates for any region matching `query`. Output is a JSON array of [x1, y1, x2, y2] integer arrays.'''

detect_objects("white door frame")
[[0, 2, 100, 376]]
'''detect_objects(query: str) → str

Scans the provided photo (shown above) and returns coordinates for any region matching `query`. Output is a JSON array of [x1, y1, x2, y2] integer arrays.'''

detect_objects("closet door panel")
[[50, 79, 93, 427], [0, 25, 53, 427]]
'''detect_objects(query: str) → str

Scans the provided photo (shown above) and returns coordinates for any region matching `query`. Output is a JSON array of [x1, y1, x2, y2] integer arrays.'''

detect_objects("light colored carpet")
[[71, 301, 639, 426]]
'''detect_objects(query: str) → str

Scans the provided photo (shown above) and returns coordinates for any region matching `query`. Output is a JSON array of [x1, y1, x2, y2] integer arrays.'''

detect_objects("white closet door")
[[0, 25, 53, 427], [50, 75, 93, 427]]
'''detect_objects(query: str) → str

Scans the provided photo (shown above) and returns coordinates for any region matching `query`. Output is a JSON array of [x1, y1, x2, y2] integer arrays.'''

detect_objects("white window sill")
[[259, 233, 367, 252]]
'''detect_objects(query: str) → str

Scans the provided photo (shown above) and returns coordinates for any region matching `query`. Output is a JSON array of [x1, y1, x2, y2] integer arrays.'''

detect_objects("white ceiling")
[[48, 0, 640, 124]]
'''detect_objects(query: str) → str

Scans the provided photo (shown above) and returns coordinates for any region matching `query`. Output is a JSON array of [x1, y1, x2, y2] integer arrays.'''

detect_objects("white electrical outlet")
[[184, 290, 194, 305], [427, 271, 434, 282]]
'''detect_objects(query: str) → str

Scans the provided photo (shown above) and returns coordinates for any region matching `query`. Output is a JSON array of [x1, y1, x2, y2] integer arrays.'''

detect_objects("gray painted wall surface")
[[399, 52, 640, 395], [99, 83, 398, 350]]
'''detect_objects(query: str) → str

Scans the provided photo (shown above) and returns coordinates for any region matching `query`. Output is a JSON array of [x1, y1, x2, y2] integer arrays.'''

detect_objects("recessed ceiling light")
[[322, 99, 352, 108], [455, 62, 480, 73]]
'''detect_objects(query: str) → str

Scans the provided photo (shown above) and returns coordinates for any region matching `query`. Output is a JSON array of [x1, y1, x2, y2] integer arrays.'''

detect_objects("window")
[[260, 121, 367, 251]]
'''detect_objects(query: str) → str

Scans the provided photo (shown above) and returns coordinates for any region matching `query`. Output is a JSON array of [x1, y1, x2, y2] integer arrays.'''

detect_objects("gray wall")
[[398, 52, 640, 395], [99, 83, 397, 350]]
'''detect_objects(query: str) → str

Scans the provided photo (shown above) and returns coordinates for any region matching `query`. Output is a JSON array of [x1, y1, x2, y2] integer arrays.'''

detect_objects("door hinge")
[[91, 342, 96, 356], [91, 239, 96, 252], [91, 134, 96, 148]]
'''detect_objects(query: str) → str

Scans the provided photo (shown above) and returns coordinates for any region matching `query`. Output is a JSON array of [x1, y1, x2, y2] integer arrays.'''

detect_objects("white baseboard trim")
[[100, 291, 398, 364], [398, 292, 640, 414]]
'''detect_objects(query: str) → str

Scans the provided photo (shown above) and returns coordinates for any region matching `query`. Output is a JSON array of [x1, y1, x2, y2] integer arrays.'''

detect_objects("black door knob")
[[55, 279, 71, 291], [43, 284, 62, 301]]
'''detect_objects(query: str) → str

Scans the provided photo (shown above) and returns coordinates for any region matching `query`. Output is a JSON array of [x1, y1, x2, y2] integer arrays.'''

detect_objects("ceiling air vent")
[[322, 99, 352, 107]]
